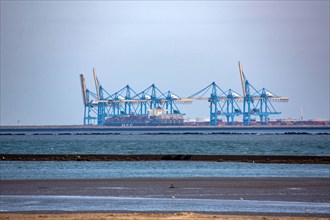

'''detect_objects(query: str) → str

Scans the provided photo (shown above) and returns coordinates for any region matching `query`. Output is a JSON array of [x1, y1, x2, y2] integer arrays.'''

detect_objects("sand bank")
[[1, 154, 329, 164]]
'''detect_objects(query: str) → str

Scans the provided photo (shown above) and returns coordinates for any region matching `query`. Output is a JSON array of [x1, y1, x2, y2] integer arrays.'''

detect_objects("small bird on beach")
[[169, 184, 175, 188]]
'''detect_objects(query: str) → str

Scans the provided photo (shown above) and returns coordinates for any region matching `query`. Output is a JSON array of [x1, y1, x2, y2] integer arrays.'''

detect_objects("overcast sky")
[[1, 1, 329, 125]]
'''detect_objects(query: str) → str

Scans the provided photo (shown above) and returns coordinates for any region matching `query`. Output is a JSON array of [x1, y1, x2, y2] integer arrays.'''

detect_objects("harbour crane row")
[[80, 62, 289, 126]]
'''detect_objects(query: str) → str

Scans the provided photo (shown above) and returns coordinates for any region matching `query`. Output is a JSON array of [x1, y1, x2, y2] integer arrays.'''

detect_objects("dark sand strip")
[[1, 154, 329, 164]]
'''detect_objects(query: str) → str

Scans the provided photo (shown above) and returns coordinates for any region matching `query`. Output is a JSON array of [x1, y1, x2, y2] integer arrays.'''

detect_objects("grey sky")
[[1, 1, 329, 125]]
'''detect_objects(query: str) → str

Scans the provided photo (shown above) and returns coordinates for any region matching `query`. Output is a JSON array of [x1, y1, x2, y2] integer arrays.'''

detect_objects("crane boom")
[[80, 74, 88, 106], [238, 61, 246, 97], [93, 68, 100, 100]]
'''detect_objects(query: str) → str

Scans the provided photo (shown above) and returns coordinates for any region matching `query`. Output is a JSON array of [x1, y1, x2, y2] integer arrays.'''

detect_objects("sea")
[[1, 127, 330, 214]]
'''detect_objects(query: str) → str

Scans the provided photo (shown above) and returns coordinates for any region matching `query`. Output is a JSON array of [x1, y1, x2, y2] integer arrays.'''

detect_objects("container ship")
[[103, 107, 184, 126]]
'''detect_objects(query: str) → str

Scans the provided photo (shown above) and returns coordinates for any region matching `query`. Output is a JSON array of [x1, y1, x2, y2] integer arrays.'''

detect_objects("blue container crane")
[[238, 61, 289, 125]]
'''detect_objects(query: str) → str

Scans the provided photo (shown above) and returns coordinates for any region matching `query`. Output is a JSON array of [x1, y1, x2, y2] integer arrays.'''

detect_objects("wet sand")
[[1, 178, 329, 219], [1, 177, 329, 202]]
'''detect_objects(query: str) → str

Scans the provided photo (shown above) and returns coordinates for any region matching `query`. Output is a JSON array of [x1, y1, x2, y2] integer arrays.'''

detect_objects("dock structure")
[[80, 62, 288, 126]]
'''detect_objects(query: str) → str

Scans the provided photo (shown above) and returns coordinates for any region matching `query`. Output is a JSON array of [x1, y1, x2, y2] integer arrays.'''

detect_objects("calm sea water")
[[1, 129, 329, 155], [1, 161, 329, 180], [0, 128, 329, 179], [2, 195, 329, 214]]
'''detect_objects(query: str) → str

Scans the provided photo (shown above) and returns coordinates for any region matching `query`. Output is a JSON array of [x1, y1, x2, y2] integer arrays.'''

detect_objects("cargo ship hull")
[[103, 122, 183, 126], [103, 115, 184, 127]]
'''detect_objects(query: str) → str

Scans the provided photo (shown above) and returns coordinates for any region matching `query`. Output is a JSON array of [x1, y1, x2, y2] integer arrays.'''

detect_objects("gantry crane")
[[238, 61, 289, 125], [187, 82, 243, 125]]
